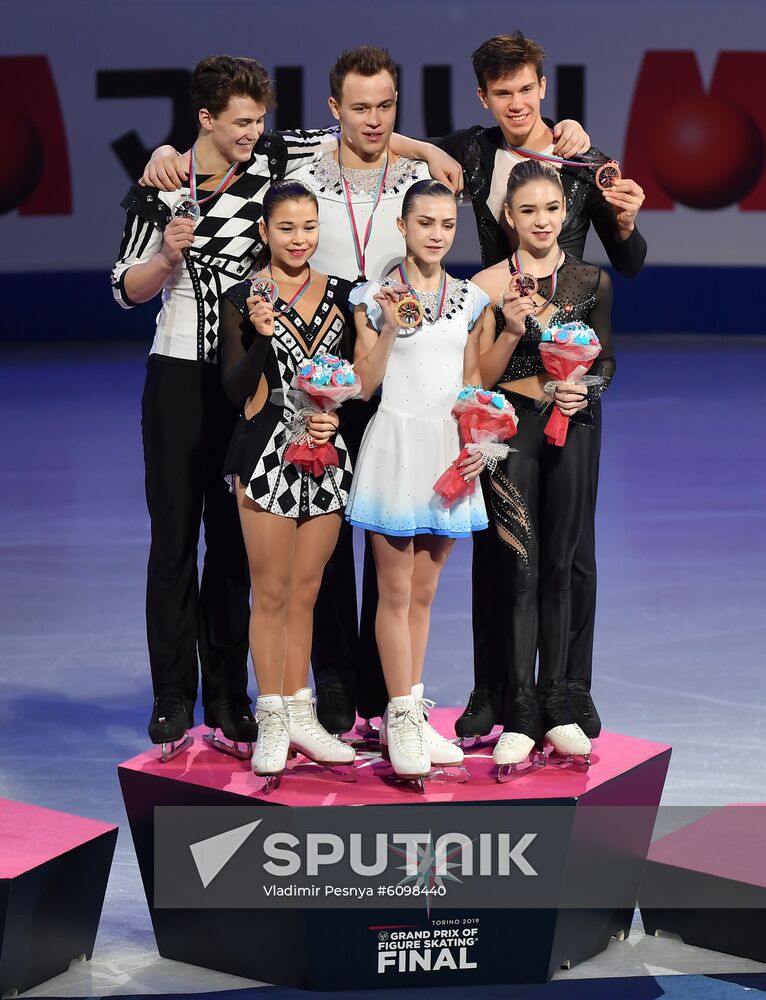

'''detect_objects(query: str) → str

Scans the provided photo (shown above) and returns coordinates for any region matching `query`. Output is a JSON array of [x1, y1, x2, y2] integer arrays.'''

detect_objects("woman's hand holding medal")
[[501, 280, 536, 337], [373, 282, 410, 333], [160, 218, 195, 267], [246, 294, 275, 337]]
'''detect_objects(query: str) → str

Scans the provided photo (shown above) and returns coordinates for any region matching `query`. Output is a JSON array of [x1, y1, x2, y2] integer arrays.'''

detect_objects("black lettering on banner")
[[423, 66, 452, 137], [275, 67, 304, 130], [96, 69, 196, 180], [556, 65, 585, 128]]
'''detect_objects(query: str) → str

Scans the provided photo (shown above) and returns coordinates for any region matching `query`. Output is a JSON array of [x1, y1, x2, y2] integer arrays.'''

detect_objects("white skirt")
[[346, 406, 488, 538]]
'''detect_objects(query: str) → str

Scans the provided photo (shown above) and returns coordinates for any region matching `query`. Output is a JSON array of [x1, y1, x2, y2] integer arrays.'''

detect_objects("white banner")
[[2, 0, 766, 271]]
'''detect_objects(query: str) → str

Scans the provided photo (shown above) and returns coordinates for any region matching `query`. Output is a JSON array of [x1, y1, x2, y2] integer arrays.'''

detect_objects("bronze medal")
[[513, 272, 538, 298], [596, 160, 621, 191]]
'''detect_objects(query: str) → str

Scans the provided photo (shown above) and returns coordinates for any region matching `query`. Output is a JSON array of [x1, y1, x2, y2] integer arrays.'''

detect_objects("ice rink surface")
[[1, 336, 764, 995]]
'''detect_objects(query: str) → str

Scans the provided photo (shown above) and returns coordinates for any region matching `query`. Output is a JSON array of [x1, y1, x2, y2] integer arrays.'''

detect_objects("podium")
[[640, 804, 765, 963], [119, 712, 670, 991], [0, 798, 117, 996]]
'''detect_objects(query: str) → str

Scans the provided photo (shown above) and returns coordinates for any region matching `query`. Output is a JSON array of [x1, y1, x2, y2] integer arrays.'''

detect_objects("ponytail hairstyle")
[[255, 180, 319, 269], [401, 178, 457, 218], [504, 158, 564, 209]]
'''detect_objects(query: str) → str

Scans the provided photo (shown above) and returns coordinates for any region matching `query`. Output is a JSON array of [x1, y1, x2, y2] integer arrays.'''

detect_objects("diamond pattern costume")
[[221, 276, 355, 519]]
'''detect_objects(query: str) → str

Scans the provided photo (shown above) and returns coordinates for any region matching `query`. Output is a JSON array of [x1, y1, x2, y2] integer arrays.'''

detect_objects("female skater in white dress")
[[347, 179, 490, 782]]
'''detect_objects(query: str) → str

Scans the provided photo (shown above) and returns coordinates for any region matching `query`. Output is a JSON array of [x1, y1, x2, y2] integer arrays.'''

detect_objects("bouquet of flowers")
[[538, 322, 602, 447], [433, 386, 518, 506], [283, 354, 361, 477]]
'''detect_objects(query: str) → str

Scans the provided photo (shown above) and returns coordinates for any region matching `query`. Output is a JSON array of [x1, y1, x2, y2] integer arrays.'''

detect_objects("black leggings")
[[486, 393, 595, 727], [473, 402, 601, 687]]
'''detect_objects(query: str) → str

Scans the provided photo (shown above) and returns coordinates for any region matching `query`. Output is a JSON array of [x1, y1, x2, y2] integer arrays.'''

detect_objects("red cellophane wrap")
[[283, 356, 361, 476], [433, 446, 476, 504], [538, 342, 601, 447], [284, 440, 340, 478], [433, 391, 518, 506]]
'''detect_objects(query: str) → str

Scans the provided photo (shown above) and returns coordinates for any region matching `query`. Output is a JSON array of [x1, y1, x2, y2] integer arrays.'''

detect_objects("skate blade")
[[378, 756, 429, 793], [292, 761, 358, 783], [202, 729, 253, 761], [354, 719, 380, 743], [380, 772, 428, 794], [256, 773, 283, 794], [158, 734, 193, 763], [456, 731, 501, 750], [496, 753, 546, 783], [350, 735, 381, 752], [429, 764, 469, 784], [545, 749, 591, 771]]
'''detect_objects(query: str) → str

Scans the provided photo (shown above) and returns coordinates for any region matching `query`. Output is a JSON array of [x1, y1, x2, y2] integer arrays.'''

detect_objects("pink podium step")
[[119, 710, 671, 990], [0, 798, 117, 995], [640, 804, 766, 962]]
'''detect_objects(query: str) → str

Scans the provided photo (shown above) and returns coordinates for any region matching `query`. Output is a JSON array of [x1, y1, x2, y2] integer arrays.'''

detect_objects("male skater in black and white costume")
[[112, 56, 335, 758]]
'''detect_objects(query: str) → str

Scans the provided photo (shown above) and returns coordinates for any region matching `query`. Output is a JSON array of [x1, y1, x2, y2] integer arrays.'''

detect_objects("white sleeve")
[[348, 280, 383, 330], [467, 281, 491, 330], [111, 212, 164, 309], [281, 126, 341, 175]]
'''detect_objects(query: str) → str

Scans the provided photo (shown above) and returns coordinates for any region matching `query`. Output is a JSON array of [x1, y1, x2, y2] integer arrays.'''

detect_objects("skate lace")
[[415, 694, 458, 749], [214, 694, 252, 720], [567, 683, 595, 717], [257, 706, 289, 749], [154, 693, 189, 722], [291, 695, 344, 748], [464, 686, 493, 713], [538, 681, 574, 727], [415, 694, 437, 719], [391, 708, 425, 755]]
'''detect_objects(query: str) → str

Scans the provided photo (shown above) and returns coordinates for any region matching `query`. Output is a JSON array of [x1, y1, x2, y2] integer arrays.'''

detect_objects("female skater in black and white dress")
[[220, 180, 357, 784]]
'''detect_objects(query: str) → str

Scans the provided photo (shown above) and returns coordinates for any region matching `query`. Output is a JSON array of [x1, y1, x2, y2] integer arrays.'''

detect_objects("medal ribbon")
[[268, 264, 312, 315], [188, 146, 240, 205], [338, 138, 388, 279], [504, 128, 607, 170], [512, 250, 564, 312], [398, 263, 447, 321]]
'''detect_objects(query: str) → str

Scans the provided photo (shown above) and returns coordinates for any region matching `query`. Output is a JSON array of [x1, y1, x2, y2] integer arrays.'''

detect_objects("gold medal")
[[395, 294, 425, 329]]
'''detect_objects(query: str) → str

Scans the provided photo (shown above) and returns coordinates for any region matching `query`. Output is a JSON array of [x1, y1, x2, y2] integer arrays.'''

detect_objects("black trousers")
[[311, 397, 388, 718], [566, 402, 601, 685], [141, 356, 251, 711], [473, 395, 598, 721]]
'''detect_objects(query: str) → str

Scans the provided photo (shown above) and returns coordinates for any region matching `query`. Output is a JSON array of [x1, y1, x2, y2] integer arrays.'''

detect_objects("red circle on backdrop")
[[0, 109, 44, 215], [650, 95, 764, 210]]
